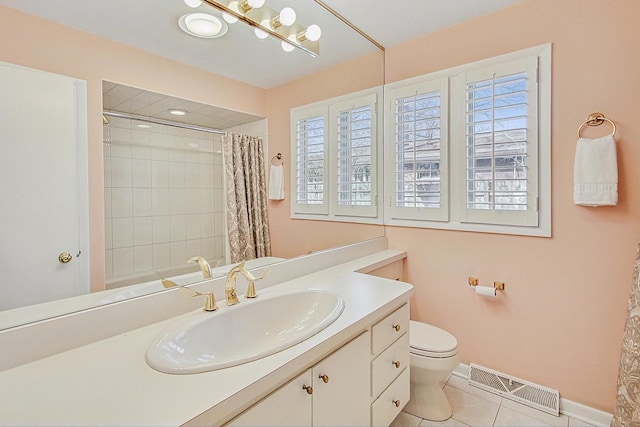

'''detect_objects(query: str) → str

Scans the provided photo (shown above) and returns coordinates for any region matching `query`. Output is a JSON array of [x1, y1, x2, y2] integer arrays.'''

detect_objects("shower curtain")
[[612, 244, 640, 426], [222, 132, 271, 263]]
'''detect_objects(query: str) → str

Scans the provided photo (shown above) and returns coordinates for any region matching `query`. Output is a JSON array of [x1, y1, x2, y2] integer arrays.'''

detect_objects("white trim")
[[385, 43, 552, 237], [290, 86, 383, 224], [74, 79, 90, 295], [451, 363, 613, 427]]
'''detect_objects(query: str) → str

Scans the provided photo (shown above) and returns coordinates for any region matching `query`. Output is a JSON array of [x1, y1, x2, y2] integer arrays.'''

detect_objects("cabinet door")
[[227, 370, 313, 427], [313, 332, 371, 426]]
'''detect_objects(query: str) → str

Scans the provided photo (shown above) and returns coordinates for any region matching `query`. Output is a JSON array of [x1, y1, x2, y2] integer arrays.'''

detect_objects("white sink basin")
[[145, 289, 345, 374]]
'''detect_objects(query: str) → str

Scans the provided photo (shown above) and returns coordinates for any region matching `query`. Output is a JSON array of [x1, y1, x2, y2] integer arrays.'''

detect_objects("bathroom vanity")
[[0, 240, 411, 426]]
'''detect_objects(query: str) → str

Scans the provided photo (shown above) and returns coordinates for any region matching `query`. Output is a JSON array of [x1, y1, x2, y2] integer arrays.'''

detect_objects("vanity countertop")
[[0, 250, 411, 426]]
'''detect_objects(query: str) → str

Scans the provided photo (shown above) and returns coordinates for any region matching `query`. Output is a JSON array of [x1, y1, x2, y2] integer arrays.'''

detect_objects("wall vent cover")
[[468, 363, 560, 416]]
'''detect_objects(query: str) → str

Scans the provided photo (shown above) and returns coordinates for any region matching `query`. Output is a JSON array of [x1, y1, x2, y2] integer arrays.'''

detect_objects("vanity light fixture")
[[222, 1, 240, 23], [184, 0, 203, 7], [297, 24, 321, 42], [199, 0, 321, 57], [169, 109, 189, 116], [239, 0, 265, 13], [178, 12, 228, 39], [271, 7, 296, 29]]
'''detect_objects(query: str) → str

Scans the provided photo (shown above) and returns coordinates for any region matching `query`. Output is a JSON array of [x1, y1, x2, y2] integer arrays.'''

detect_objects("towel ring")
[[577, 112, 616, 138], [271, 153, 284, 166]]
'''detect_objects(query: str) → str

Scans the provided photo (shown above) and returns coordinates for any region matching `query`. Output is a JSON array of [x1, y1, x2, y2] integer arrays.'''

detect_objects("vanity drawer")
[[371, 304, 409, 356], [371, 368, 410, 427], [371, 332, 409, 399]]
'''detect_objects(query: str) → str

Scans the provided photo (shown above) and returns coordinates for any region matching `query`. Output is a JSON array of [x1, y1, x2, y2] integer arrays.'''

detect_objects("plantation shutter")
[[385, 78, 449, 222], [331, 93, 378, 217], [461, 56, 539, 226], [291, 106, 329, 215]]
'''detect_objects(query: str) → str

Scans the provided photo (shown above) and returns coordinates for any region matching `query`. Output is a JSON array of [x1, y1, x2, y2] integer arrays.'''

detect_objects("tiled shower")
[[103, 116, 226, 285]]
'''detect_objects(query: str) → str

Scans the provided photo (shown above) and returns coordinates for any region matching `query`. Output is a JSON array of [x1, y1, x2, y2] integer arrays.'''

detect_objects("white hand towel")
[[573, 134, 618, 206], [268, 164, 285, 200]]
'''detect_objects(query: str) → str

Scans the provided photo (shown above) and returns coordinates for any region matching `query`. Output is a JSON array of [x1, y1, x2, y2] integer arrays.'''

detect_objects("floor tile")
[[500, 398, 568, 427], [419, 416, 470, 427], [567, 417, 597, 427], [494, 405, 553, 427], [446, 375, 503, 404], [443, 385, 500, 426], [391, 411, 422, 427]]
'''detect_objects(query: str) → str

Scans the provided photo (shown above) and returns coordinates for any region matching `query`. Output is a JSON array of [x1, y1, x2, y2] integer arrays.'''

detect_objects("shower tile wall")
[[104, 116, 225, 281]]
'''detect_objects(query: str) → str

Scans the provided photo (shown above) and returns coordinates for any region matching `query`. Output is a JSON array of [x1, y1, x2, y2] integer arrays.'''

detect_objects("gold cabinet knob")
[[392, 324, 401, 332], [302, 385, 313, 395], [393, 399, 401, 407], [392, 361, 400, 369], [318, 374, 329, 383], [58, 252, 73, 264]]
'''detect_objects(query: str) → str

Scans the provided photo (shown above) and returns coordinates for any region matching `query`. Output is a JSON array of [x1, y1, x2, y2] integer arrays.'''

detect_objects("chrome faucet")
[[188, 256, 212, 279]]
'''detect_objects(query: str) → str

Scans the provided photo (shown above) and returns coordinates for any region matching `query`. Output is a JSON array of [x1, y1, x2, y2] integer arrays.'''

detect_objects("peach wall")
[[385, 0, 640, 411], [0, 6, 266, 292], [265, 52, 385, 258]]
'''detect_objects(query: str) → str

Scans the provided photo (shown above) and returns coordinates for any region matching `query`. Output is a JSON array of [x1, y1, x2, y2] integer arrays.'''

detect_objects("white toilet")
[[404, 320, 459, 421]]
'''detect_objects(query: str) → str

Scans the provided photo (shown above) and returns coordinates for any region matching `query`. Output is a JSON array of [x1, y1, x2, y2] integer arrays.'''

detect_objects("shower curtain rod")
[[103, 110, 226, 135]]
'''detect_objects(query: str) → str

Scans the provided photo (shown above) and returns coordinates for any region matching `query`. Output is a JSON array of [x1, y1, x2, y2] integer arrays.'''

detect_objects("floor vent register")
[[469, 363, 560, 416]]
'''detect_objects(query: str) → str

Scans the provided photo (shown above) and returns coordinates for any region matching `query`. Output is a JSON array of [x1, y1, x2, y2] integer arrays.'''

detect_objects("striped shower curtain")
[[612, 244, 640, 426], [222, 132, 271, 263]]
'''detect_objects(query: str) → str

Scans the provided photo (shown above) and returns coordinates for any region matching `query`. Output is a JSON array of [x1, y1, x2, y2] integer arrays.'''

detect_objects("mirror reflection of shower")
[[102, 81, 265, 290]]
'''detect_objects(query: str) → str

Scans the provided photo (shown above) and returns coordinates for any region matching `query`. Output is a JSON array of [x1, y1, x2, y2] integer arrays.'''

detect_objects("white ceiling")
[[1, 0, 524, 129], [0, 0, 524, 89]]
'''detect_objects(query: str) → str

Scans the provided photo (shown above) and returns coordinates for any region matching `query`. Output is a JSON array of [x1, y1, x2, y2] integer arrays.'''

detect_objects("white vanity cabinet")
[[370, 304, 410, 426], [228, 331, 371, 427]]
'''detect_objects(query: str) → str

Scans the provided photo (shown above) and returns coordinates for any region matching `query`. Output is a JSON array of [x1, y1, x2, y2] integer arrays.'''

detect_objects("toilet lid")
[[410, 320, 458, 358]]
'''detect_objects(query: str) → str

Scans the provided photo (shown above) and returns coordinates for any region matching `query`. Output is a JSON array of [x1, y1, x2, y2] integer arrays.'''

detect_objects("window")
[[296, 115, 325, 205], [291, 89, 382, 223], [385, 44, 551, 236], [386, 78, 449, 222]]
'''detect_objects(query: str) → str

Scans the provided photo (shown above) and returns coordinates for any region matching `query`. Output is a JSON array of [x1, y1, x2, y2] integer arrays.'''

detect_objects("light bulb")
[[305, 24, 321, 41], [222, 12, 238, 24], [279, 7, 296, 26], [184, 0, 202, 7], [281, 40, 295, 52], [223, 1, 240, 23], [254, 27, 268, 39], [247, 0, 265, 8]]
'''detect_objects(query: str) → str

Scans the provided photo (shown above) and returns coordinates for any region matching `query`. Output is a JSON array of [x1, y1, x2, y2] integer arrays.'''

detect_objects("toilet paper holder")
[[468, 277, 505, 291]]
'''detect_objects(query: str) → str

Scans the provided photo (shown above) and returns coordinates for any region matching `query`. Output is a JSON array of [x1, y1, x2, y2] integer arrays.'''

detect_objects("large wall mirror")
[[0, 0, 384, 330]]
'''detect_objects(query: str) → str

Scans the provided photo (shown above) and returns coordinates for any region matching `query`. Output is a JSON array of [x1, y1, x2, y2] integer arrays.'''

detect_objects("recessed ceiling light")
[[169, 109, 189, 116], [136, 124, 151, 128], [178, 13, 228, 39]]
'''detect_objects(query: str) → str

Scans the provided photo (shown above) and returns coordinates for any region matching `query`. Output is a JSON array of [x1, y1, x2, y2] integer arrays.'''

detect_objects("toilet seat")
[[410, 320, 458, 358]]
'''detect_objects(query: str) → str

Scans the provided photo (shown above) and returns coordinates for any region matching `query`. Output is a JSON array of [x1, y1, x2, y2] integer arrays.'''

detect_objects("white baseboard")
[[451, 364, 613, 427]]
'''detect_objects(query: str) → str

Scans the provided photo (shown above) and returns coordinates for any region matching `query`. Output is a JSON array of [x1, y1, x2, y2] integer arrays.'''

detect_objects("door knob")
[[58, 252, 73, 263]]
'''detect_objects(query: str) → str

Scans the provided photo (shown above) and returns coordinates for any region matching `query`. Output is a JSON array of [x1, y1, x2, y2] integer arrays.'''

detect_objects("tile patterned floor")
[[390, 375, 599, 427]]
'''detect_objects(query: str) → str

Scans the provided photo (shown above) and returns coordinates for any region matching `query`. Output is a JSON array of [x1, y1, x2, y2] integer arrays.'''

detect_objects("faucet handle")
[[243, 266, 271, 299], [162, 279, 217, 312]]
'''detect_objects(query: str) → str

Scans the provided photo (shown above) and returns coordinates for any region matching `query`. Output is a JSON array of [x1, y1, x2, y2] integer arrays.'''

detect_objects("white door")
[[0, 62, 89, 311]]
